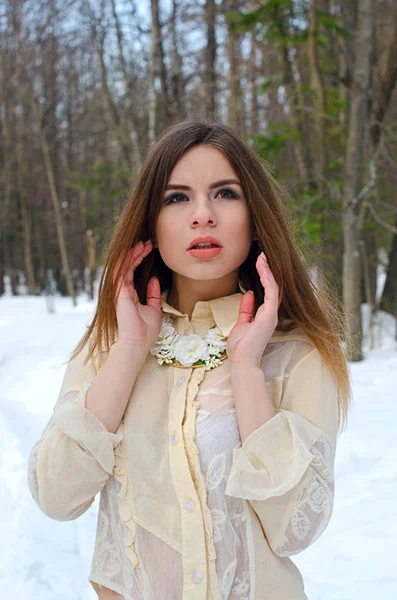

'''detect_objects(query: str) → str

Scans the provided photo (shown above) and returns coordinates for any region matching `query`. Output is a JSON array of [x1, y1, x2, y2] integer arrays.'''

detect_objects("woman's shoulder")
[[261, 326, 316, 379], [268, 326, 313, 346]]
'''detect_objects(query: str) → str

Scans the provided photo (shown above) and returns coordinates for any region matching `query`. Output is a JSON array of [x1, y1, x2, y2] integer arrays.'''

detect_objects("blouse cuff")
[[224, 409, 323, 501], [52, 380, 123, 475]]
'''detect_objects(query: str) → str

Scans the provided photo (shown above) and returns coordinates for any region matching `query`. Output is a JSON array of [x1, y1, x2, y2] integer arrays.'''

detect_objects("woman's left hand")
[[227, 252, 280, 368]]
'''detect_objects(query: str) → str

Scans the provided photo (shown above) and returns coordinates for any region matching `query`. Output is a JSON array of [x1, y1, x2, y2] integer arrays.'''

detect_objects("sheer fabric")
[[27, 283, 338, 600]]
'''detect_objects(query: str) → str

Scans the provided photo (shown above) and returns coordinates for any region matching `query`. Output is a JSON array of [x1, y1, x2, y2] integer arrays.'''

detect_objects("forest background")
[[1, 0, 397, 361]]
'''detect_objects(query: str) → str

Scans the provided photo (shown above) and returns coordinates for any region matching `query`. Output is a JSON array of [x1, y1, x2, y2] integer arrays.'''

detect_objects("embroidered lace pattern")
[[274, 434, 334, 557], [191, 362, 257, 600], [195, 406, 253, 600]]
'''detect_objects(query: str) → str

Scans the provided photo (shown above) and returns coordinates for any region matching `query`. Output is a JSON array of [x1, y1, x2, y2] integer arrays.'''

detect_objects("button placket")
[[169, 365, 207, 596]]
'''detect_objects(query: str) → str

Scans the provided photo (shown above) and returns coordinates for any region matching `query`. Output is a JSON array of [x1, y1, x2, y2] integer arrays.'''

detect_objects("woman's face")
[[155, 144, 254, 288]]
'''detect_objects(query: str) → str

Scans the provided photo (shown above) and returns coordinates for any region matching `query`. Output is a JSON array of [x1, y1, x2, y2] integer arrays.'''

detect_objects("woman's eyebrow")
[[165, 179, 241, 190]]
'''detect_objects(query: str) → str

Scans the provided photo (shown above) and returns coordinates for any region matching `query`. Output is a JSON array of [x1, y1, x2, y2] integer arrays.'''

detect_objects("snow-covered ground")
[[0, 291, 396, 599]]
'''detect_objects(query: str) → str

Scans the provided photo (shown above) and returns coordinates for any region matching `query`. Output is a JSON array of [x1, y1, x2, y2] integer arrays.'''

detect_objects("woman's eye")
[[165, 188, 239, 204], [165, 193, 187, 204], [217, 188, 239, 199]]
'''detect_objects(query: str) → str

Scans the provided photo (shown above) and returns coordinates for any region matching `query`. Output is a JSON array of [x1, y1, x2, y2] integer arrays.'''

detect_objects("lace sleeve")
[[225, 347, 339, 556], [274, 434, 334, 556]]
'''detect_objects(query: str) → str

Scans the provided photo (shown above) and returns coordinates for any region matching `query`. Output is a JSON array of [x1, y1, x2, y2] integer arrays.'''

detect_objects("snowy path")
[[0, 295, 395, 599]]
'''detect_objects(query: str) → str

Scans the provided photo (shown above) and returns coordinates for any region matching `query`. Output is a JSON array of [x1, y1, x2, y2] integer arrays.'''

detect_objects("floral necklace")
[[149, 316, 228, 371]]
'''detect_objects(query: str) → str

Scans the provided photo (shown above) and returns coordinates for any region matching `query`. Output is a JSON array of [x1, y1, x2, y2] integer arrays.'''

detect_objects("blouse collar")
[[160, 279, 248, 338]]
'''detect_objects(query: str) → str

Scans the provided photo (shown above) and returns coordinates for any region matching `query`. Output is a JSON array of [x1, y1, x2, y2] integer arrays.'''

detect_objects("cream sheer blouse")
[[27, 281, 339, 600]]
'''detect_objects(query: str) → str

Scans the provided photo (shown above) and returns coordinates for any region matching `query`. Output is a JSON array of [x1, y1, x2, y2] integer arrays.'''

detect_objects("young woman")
[[27, 119, 351, 600]]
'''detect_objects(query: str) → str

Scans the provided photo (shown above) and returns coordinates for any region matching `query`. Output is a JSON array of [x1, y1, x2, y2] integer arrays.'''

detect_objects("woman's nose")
[[190, 201, 216, 225]]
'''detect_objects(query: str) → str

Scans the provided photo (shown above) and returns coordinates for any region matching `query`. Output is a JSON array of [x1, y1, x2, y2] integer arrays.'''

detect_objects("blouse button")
[[177, 376, 186, 386], [192, 571, 203, 584], [184, 500, 195, 511], [169, 434, 177, 445]]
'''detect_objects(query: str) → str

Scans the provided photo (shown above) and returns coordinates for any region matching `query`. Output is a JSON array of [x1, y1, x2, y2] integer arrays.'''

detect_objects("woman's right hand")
[[113, 240, 162, 353]]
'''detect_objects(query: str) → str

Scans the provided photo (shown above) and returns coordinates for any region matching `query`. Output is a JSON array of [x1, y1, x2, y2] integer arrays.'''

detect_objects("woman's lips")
[[188, 247, 223, 258]]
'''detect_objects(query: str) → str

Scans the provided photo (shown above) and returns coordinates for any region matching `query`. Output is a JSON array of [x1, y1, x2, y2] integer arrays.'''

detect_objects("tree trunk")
[[170, 0, 186, 122], [0, 43, 13, 297], [148, 50, 157, 147], [380, 214, 397, 317], [20, 196, 36, 294], [248, 19, 258, 135], [360, 227, 377, 308], [369, 0, 397, 148], [308, 0, 328, 196], [225, 0, 244, 134], [86, 3, 134, 167], [86, 229, 96, 301], [33, 212, 47, 292], [0, 230, 5, 295], [366, 0, 397, 320], [205, 0, 217, 119], [342, 0, 374, 361], [110, 0, 143, 172], [37, 112, 77, 305], [275, 14, 315, 190], [150, 0, 171, 135], [360, 236, 375, 349], [16, 92, 36, 295]]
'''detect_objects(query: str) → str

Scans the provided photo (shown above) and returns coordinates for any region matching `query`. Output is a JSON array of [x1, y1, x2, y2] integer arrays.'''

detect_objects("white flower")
[[173, 334, 210, 367], [150, 320, 177, 355], [150, 316, 227, 370], [206, 327, 227, 354], [206, 326, 226, 345]]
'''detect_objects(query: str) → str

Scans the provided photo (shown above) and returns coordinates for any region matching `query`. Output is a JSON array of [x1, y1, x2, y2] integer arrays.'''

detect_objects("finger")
[[236, 292, 255, 325], [256, 253, 282, 312], [258, 264, 278, 292], [115, 241, 154, 300], [123, 240, 153, 286], [124, 243, 153, 287], [257, 253, 277, 281], [146, 276, 161, 312], [113, 243, 144, 285], [256, 276, 279, 318], [258, 274, 278, 306], [256, 256, 279, 296], [114, 251, 140, 301], [130, 241, 152, 269]]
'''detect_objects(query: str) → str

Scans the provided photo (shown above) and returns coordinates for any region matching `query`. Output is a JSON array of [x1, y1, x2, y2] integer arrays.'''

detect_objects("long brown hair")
[[69, 119, 351, 431]]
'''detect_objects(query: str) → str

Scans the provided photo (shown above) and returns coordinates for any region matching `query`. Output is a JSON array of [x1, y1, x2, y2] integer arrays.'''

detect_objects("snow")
[[0, 292, 396, 599]]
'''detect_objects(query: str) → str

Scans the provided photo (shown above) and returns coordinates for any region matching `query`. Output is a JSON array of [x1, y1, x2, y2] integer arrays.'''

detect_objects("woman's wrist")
[[112, 338, 149, 362]]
